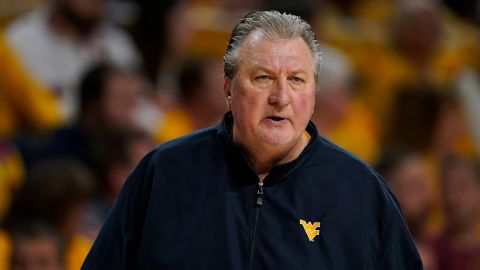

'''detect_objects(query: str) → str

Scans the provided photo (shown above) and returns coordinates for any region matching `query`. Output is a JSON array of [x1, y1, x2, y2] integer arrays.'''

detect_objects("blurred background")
[[0, 0, 479, 269]]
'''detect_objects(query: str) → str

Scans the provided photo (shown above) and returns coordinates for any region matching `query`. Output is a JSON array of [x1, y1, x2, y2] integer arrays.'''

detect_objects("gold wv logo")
[[299, 219, 320, 242]]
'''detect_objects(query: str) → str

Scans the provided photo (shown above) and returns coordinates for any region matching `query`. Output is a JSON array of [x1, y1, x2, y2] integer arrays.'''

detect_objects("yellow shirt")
[[154, 109, 196, 144], [66, 234, 93, 270], [322, 100, 380, 164], [0, 231, 92, 270], [0, 30, 63, 138], [0, 230, 11, 270], [0, 141, 24, 220]]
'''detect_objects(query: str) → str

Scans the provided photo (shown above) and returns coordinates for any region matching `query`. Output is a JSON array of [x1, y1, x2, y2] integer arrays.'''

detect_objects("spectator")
[[0, 33, 63, 138], [154, 57, 226, 143], [375, 148, 437, 270], [95, 129, 154, 205], [432, 156, 480, 270], [132, 0, 194, 107], [0, 141, 24, 222], [383, 86, 469, 168], [0, 229, 11, 270], [376, 149, 432, 240], [10, 221, 65, 270], [4, 0, 140, 122], [80, 128, 155, 240], [312, 45, 379, 163], [15, 63, 157, 172], [78, 64, 155, 134], [382, 86, 473, 233], [4, 159, 95, 270]]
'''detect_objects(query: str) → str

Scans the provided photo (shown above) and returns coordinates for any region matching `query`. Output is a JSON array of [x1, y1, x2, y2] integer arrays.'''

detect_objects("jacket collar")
[[217, 112, 320, 186]]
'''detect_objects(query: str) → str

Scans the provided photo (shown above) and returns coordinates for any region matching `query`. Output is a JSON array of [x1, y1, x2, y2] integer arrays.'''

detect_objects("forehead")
[[237, 31, 314, 73]]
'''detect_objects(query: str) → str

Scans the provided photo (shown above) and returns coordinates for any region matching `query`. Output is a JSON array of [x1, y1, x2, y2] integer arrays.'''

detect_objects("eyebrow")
[[251, 66, 308, 75]]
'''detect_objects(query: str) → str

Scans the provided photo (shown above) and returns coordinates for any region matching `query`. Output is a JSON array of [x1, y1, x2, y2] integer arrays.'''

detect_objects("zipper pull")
[[256, 182, 264, 207]]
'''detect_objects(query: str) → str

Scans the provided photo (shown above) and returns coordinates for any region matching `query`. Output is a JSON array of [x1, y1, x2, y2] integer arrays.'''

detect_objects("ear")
[[224, 77, 232, 111]]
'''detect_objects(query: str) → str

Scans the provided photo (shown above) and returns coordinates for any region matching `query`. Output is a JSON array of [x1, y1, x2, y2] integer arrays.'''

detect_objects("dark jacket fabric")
[[81, 113, 423, 270]]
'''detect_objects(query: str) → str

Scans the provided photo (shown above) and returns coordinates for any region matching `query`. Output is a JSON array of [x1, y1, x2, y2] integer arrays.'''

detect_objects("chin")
[[258, 131, 296, 147]]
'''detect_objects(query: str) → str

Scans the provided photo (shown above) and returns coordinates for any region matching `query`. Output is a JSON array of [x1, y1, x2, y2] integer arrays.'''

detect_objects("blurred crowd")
[[0, 0, 479, 269]]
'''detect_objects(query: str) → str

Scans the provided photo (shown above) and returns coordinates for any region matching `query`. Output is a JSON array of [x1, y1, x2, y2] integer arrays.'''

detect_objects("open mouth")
[[267, 116, 285, 122]]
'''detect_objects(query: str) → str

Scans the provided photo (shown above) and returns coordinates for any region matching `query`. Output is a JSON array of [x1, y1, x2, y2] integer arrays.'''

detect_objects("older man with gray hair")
[[82, 10, 422, 269]]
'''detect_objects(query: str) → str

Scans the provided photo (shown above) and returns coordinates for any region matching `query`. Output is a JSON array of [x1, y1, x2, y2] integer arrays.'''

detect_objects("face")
[[12, 237, 64, 270], [225, 32, 316, 152], [314, 82, 353, 125], [390, 155, 431, 226], [57, 0, 106, 32], [109, 136, 155, 198], [443, 163, 480, 228], [101, 72, 146, 130]]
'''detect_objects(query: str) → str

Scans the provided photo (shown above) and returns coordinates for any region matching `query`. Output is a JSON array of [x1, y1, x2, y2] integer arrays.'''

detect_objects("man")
[[375, 149, 435, 270], [10, 222, 66, 270], [82, 11, 422, 269], [154, 57, 226, 143], [5, 159, 95, 270], [15, 63, 155, 171], [432, 156, 480, 270]]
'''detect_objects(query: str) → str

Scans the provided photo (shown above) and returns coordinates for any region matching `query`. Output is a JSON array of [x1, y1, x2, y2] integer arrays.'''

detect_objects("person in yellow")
[[154, 58, 226, 143], [0, 229, 11, 270], [318, 1, 480, 123], [0, 225, 92, 270], [0, 141, 24, 223], [382, 87, 477, 235], [3, 159, 95, 270], [0, 31, 62, 240], [0, 31, 63, 138], [2, 220, 93, 270], [311, 45, 379, 164], [8, 222, 66, 270]]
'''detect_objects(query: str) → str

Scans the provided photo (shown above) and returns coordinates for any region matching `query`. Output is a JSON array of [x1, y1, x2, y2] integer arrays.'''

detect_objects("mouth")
[[266, 116, 286, 122]]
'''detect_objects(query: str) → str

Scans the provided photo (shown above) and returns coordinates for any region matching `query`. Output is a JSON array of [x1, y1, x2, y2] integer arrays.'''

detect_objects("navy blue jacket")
[[82, 113, 423, 269]]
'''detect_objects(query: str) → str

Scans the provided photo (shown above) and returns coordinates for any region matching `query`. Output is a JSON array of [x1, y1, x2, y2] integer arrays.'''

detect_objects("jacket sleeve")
[[81, 152, 155, 269], [376, 190, 424, 270]]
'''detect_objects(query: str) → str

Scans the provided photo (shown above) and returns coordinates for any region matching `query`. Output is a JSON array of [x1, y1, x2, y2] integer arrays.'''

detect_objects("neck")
[[234, 130, 310, 182]]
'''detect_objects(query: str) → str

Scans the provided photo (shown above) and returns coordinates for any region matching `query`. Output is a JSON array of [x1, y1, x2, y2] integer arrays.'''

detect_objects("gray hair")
[[223, 10, 322, 90]]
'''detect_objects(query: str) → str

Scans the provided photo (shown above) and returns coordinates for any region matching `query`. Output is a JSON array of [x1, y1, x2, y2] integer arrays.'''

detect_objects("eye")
[[255, 75, 270, 81], [290, 76, 305, 83]]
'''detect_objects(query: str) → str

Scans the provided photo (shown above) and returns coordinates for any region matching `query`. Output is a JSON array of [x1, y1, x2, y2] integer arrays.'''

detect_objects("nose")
[[268, 78, 291, 106]]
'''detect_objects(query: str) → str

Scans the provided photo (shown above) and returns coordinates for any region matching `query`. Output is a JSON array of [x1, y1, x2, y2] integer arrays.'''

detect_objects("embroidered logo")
[[299, 219, 321, 242]]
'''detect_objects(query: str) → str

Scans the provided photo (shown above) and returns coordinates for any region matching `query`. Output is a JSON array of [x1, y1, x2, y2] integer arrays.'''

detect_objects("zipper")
[[256, 181, 264, 207], [248, 181, 264, 270]]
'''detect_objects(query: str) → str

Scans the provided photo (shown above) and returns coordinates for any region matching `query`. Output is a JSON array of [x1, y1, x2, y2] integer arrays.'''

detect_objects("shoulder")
[[306, 136, 400, 215], [124, 126, 223, 192], [308, 135, 380, 181], [146, 126, 222, 166], [6, 9, 45, 44]]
